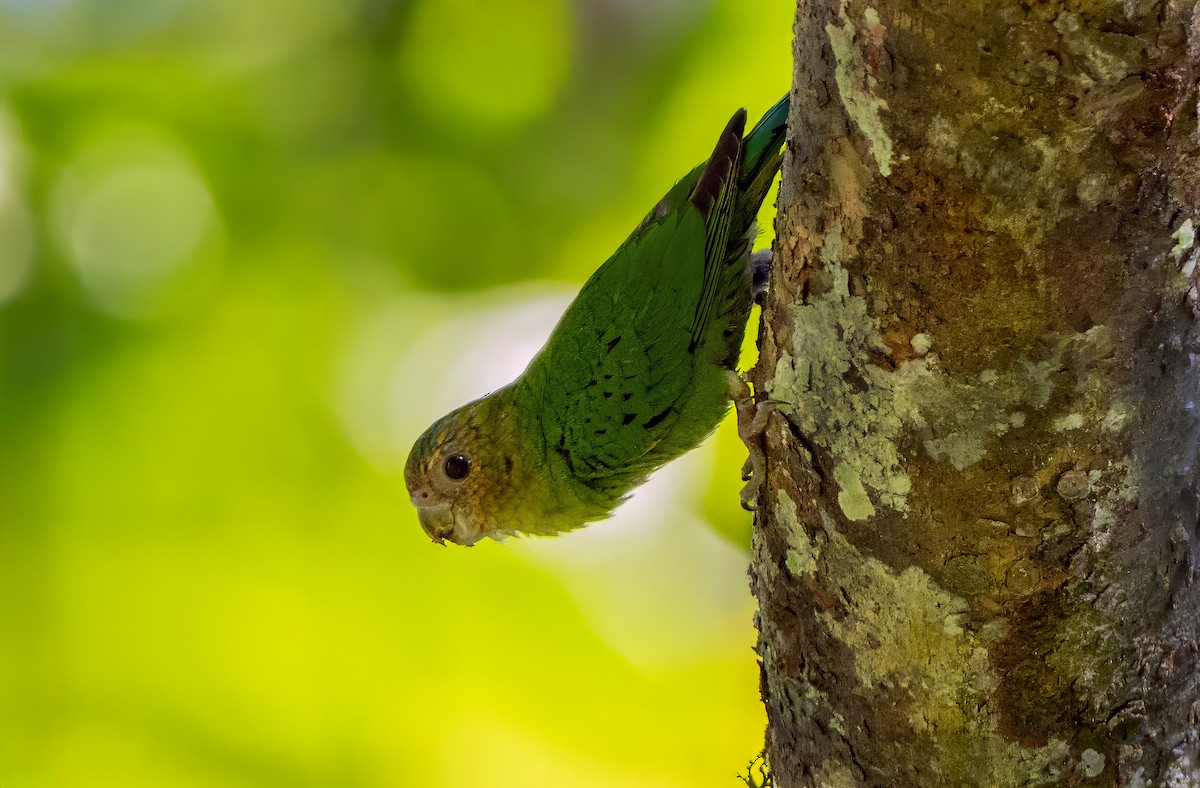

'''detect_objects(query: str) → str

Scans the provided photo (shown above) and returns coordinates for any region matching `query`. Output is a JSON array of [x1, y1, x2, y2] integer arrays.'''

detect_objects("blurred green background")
[[0, 0, 792, 785]]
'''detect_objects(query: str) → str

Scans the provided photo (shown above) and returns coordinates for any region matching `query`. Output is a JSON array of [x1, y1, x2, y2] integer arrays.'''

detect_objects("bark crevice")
[[753, 0, 1200, 784]]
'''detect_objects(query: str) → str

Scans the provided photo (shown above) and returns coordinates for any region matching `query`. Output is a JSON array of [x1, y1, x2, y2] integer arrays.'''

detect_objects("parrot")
[[405, 94, 790, 546]]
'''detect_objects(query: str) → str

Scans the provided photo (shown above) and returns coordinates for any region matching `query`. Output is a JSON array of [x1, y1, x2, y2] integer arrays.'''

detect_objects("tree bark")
[[752, 1, 1200, 785]]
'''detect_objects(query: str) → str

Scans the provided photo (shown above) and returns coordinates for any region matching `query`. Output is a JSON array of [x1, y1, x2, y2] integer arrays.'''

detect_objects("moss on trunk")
[[752, 1, 1200, 784]]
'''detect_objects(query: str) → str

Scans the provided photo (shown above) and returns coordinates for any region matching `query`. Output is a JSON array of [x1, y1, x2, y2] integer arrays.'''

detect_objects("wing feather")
[[529, 209, 706, 484], [527, 108, 752, 490]]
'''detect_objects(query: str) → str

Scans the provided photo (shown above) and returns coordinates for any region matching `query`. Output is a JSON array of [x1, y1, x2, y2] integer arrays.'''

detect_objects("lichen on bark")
[[751, 0, 1200, 784]]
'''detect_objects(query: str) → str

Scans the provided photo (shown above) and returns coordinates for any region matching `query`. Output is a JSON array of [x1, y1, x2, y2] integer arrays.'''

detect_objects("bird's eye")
[[443, 453, 471, 480]]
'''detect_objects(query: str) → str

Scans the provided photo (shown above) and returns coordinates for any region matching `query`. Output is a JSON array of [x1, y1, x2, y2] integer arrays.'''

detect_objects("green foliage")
[[0, 0, 791, 785], [737, 749, 773, 788]]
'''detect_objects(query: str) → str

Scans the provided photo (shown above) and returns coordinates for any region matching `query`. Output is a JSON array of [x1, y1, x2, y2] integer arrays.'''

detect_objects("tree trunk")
[[751, 1, 1200, 785]]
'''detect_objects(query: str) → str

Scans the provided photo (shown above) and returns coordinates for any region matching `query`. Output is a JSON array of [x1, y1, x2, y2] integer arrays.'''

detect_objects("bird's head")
[[404, 396, 519, 546]]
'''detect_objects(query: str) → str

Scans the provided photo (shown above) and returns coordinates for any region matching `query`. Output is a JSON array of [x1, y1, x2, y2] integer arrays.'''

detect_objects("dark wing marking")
[[687, 110, 746, 353], [529, 209, 707, 485], [525, 108, 764, 491]]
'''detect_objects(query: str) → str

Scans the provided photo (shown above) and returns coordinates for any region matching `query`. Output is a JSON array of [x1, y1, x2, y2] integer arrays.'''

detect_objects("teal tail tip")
[[743, 93, 790, 173]]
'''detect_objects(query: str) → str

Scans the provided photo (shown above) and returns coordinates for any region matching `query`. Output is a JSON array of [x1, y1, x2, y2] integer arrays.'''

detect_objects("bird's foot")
[[727, 370, 776, 511]]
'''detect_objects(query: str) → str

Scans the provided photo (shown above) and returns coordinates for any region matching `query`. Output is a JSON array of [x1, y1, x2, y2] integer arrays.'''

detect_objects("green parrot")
[[406, 95, 789, 545]]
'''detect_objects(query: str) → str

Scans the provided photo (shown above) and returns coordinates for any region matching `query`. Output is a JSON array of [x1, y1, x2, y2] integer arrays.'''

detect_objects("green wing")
[[528, 207, 709, 484], [525, 112, 750, 488]]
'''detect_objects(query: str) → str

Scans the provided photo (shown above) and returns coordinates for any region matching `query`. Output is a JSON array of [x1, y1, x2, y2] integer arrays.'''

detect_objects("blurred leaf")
[[396, 0, 571, 135], [0, 0, 793, 784]]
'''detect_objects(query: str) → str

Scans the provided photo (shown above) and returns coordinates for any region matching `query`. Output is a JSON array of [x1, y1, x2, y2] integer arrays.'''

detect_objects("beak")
[[416, 503, 455, 545]]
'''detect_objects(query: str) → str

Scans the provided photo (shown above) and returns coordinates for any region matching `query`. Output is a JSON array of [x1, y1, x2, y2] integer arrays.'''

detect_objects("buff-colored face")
[[404, 403, 511, 546]]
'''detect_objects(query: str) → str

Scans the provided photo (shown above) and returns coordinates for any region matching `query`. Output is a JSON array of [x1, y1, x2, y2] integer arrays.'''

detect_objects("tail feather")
[[741, 93, 790, 188], [736, 93, 789, 230], [710, 94, 789, 367]]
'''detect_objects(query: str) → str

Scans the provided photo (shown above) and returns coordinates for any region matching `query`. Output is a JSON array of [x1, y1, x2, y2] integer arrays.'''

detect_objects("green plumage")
[[405, 95, 789, 545]]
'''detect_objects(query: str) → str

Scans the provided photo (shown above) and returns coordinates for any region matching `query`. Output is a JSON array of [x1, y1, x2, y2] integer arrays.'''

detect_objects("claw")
[[741, 477, 763, 511], [727, 370, 775, 511]]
